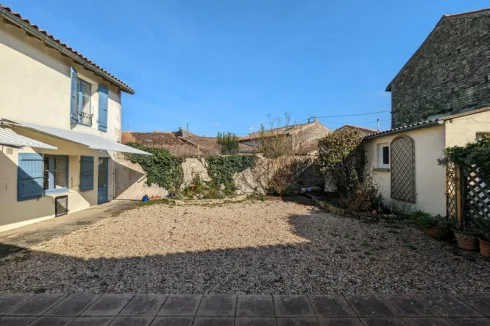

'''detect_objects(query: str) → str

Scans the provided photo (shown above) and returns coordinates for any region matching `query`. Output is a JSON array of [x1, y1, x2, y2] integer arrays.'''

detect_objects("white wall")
[[365, 124, 447, 215], [445, 109, 490, 147], [0, 128, 116, 232], [0, 20, 122, 141]]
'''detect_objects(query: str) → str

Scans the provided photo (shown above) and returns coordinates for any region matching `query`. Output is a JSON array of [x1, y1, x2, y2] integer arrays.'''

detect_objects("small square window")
[[377, 143, 390, 169]]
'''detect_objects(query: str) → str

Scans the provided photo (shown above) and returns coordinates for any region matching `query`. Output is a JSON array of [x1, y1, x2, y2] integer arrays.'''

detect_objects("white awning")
[[0, 127, 58, 149], [3, 120, 151, 155]]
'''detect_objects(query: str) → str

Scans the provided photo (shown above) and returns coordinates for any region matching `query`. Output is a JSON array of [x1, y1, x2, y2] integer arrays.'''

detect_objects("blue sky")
[[5, 0, 490, 135]]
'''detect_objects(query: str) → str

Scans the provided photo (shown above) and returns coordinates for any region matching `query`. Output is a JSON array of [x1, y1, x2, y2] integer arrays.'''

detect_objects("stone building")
[[387, 8, 490, 128]]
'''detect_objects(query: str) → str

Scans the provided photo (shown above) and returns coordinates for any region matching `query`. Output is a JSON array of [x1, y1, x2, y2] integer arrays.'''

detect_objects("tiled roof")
[[363, 120, 442, 140], [363, 106, 490, 140], [0, 4, 134, 94], [240, 121, 329, 141], [121, 132, 200, 157], [336, 124, 378, 136]]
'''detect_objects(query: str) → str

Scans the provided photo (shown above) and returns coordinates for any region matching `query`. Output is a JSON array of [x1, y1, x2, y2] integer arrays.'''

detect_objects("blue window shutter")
[[70, 67, 78, 124], [98, 85, 108, 132], [18, 153, 44, 201], [80, 156, 94, 191]]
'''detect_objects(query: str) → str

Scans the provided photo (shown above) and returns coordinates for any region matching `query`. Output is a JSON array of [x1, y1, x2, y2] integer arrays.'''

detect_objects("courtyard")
[[0, 200, 488, 294]]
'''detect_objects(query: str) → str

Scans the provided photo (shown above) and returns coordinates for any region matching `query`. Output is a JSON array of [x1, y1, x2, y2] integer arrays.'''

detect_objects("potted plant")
[[453, 222, 482, 251], [480, 233, 490, 260], [415, 213, 454, 241], [470, 217, 490, 260]]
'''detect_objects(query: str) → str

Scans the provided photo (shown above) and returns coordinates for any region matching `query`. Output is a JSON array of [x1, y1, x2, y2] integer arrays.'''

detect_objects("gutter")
[[363, 120, 443, 140], [0, 8, 135, 94]]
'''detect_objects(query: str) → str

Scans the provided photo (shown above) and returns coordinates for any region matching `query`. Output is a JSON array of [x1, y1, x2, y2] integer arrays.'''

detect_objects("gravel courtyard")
[[0, 200, 489, 294]]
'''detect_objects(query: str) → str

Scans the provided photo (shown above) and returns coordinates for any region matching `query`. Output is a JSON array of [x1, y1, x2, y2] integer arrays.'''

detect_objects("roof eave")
[[0, 8, 135, 95], [363, 120, 443, 140]]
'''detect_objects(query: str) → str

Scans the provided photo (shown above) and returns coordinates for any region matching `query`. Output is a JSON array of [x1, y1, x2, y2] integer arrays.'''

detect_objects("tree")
[[217, 132, 239, 155], [254, 113, 312, 196]]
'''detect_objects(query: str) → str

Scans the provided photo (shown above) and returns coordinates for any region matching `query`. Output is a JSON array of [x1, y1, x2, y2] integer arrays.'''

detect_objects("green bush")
[[125, 143, 184, 191]]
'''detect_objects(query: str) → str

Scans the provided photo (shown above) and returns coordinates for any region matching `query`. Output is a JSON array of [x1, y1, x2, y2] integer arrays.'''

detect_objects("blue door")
[[97, 158, 108, 204]]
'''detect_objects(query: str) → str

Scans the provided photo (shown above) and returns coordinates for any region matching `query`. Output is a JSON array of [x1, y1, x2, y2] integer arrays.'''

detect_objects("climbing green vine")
[[444, 136, 490, 182], [125, 143, 184, 190], [206, 155, 256, 191]]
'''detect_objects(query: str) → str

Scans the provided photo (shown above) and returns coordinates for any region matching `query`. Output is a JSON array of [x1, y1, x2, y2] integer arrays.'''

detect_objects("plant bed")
[[453, 229, 482, 251], [423, 227, 453, 241]]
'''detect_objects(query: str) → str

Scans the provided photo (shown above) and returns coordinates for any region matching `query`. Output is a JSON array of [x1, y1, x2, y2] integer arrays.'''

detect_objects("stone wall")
[[390, 11, 490, 127], [115, 155, 323, 199]]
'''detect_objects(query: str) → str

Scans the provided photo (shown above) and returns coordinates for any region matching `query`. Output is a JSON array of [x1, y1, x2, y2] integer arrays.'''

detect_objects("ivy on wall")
[[125, 143, 184, 191], [444, 136, 490, 181], [206, 155, 256, 191]]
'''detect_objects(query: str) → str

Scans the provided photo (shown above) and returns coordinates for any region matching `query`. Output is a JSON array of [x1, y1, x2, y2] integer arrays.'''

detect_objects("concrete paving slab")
[[150, 317, 194, 326], [69, 317, 114, 325], [318, 318, 363, 326], [196, 294, 237, 317], [309, 295, 356, 318], [109, 316, 154, 326], [0, 293, 33, 315], [273, 295, 315, 317], [28, 316, 74, 326], [444, 319, 490, 326], [419, 294, 483, 318], [403, 318, 452, 326], [235, 317, 276, 326], [157, 294, 202, 316], [236, 295, 275, 317], [360, 318, 409, 326], [6, 294, 65, 316], [193, 317, 234, 326], [344, 295, 396, 318], [82, 294, 133, 316], [44, 293, 100, 316], [456, 294, 490, 317], [0, 316, 36, 326], [119, 294, 168, 316], [381, 294, 439, 317], [276, 318, 319, 326]]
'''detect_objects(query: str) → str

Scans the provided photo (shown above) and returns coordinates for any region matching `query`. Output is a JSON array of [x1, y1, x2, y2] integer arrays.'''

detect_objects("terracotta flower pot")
[[480, 238, 490, 260], [424, 227, 453, 241], [453, 229, 482, 251]]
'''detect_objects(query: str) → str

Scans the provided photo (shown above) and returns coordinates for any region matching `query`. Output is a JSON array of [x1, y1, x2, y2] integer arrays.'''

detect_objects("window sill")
[[43, 188, 73, 197], [373, 168, 390, 172]]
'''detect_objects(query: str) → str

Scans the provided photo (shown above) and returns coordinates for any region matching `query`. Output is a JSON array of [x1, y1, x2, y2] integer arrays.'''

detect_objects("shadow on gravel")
[[0, 209, 488, 294]]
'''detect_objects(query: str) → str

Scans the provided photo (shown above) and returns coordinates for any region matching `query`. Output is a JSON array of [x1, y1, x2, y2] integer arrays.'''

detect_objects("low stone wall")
[[306, 194, 413, 224]]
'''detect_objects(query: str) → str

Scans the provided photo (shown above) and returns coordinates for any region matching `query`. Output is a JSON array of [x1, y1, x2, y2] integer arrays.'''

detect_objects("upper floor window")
[[77, 78, 92, 126]]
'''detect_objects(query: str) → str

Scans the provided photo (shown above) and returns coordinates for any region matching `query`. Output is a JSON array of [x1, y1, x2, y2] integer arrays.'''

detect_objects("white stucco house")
[[364, 108, 490, 216], [0, 5, 149, 232]]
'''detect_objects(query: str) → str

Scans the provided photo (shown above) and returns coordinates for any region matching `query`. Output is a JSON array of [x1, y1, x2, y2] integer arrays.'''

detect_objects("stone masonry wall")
[[390, 12, 490, 128]]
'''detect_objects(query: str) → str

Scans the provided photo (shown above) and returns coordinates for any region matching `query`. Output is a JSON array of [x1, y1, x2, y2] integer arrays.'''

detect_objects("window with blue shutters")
[[98, 85, 108, 132], [70, 66, 93, 126], [18, 153, 44, 201], [43, 155, 69, 193], [80, 156, 94, 191]]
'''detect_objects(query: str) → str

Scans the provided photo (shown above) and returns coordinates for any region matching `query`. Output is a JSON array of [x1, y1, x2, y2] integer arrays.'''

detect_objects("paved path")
[[0, 200, 137, 258], [0, 293, 489, 325]]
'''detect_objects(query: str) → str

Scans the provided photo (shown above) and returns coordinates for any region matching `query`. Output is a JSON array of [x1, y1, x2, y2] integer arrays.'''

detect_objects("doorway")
[[97, 157, 109, 204]]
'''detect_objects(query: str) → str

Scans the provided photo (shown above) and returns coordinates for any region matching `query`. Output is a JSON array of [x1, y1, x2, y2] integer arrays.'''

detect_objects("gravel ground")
[[0, 200, 489, 294]]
